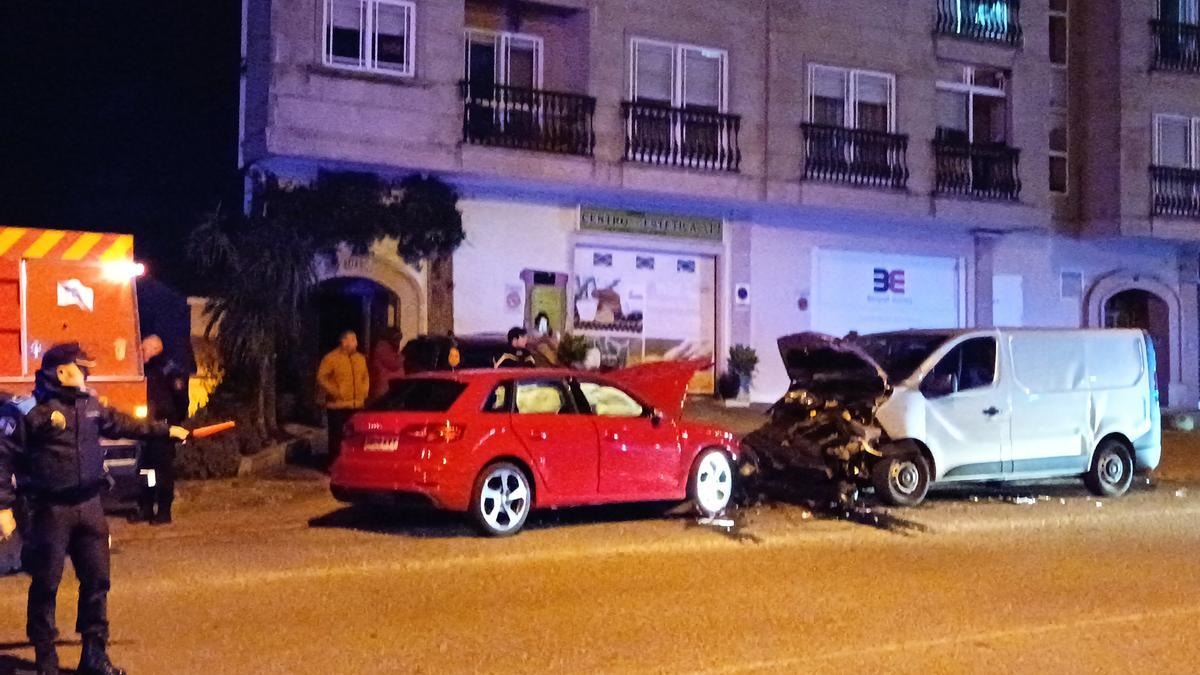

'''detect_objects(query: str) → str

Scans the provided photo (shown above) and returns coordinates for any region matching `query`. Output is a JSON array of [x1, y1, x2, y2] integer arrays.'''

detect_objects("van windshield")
[[856, 333, 952, 382]]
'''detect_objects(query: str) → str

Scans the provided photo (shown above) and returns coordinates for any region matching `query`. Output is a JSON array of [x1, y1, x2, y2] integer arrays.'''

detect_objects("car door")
[[507, 378, 599, 503], [576, 380, 681, 497], [920, 335, 1011, 480]]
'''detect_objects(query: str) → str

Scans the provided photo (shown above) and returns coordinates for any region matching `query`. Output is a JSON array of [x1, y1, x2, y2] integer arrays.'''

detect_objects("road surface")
[[1, 432, 1198, 673]]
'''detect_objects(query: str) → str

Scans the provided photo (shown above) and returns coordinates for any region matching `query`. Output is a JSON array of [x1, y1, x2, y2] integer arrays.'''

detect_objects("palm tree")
[[189, 171, 464, 439]]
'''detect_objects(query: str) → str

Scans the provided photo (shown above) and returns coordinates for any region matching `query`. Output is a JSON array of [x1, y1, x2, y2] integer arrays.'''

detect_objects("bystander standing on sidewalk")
[[317, 330, 369, 466]]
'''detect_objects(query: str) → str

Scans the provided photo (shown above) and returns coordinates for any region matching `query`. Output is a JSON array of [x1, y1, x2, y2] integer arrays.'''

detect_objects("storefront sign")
[[580, 207, 723, 242]]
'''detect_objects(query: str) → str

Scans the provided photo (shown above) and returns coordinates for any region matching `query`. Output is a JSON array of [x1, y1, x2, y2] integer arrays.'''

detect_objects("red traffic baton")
[[189, 421, 236, 439]]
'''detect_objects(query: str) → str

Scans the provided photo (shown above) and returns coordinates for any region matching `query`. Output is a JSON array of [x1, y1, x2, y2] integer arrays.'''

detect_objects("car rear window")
[[368, 379, 467, 412]]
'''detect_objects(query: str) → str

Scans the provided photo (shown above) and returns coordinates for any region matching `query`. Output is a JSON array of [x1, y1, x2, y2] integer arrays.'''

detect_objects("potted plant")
[[726, 344, 759, 406], [556, 333, 591, 369], [716, 371, 741, 400]]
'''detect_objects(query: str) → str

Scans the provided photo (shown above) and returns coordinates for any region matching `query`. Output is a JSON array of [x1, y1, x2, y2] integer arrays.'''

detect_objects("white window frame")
[[936, 65, 1009, 144], [807, 64, 897, 132], [322, 0, 416, 77], [1049, 111, 1068, 194], [464, 28, 544, 90], [1154, 113, 1200, 168], [628, 37, 729, 113]]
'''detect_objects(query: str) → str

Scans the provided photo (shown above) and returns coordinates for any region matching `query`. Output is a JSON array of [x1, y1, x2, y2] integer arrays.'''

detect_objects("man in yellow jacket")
[[317, 330, 369, 467]]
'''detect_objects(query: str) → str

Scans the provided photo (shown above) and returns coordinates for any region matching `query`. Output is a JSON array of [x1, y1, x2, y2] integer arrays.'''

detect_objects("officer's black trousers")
[[138, 438, 177, 517], [26, 495, 110, 645]]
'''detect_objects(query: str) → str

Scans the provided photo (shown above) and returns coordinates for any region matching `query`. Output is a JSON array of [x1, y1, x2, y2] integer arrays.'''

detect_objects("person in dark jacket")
[[0, 343, 188, 675], [135, 335, 190, 524], [0, 390, 36, 575], [494, 327, 537, 369]]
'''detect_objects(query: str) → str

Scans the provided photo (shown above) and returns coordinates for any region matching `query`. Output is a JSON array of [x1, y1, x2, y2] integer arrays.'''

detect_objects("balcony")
[[621, 102, 741, 172], [933, 141, 1021, 201], [935, 0, 1021, 46], [460, 82, 596, 157], [1152, 21, 1200, 74], [1152, 166, 1200, 218], [801, 124, 909, 189]]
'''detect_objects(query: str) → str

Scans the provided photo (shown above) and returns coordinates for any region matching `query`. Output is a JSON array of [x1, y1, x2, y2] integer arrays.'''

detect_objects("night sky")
[[0, 1, 242, 290]]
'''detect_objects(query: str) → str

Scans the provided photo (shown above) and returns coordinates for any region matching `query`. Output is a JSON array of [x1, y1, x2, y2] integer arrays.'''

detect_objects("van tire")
[[1085, 439, 1134, 498], [872, 455, 930, 507]]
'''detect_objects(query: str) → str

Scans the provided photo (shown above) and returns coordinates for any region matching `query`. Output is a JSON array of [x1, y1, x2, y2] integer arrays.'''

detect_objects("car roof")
[[405, 368, 611, 382]]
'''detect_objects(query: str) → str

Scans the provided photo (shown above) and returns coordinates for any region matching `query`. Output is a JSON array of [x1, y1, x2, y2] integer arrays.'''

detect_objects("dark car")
[[402, 333, 516, 372]]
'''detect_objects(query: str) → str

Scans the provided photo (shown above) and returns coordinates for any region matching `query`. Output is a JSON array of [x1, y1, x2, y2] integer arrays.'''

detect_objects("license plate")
[[363, 436, 399, 453]]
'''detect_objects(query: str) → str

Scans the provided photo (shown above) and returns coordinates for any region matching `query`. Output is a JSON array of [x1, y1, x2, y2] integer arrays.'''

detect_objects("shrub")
[[728, 344, 759, 379], [557, 333, 591, 366], [175, 380, 268, 479]]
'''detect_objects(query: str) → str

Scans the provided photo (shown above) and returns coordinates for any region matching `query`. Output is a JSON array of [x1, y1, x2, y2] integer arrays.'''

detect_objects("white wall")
[[745, 221, 974, 403], [453, 200, 576, 335]]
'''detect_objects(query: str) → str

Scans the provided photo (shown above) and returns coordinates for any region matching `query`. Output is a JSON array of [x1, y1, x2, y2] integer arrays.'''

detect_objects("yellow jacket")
[[317, 349, 369, 409]]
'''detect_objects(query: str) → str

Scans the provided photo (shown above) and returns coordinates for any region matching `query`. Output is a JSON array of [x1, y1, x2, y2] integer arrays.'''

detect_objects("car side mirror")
[[922, 372, 957, 399]]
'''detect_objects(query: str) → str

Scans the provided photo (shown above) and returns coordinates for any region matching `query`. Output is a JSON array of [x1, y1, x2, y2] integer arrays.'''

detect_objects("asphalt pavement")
[[1, 410, 1198, 674]]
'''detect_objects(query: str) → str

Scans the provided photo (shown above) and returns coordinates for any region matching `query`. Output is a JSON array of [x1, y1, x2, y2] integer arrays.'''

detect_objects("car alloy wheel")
[[692, 450, 733, 516], [476, 463, 531, 536]]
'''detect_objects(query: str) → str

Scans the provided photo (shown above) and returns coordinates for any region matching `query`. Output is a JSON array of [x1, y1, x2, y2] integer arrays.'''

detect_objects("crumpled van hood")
[[777, 333, 889, 399]]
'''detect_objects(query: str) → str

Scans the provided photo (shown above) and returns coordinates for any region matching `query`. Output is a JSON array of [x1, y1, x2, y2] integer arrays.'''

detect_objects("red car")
[[330, 361, 738, 536]]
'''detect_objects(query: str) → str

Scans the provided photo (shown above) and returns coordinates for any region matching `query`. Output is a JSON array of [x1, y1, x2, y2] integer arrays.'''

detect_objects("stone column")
[[1177, 253, 1199, 408], [972, 231, 1001, 328]]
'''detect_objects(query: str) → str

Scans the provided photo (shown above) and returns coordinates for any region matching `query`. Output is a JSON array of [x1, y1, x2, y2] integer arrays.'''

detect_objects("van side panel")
[[1007, 333, 1092, 474]]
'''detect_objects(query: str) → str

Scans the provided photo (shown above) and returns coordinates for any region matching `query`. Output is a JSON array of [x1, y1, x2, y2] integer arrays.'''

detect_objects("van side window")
[[927, 337, 997, 394]]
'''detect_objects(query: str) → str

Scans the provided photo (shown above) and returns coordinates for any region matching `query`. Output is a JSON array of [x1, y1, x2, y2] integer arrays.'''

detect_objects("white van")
[[747, 329, 1161, 507]]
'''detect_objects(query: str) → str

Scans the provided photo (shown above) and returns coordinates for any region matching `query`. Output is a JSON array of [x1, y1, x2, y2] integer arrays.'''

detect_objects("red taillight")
[[400, 422, 464, 444]]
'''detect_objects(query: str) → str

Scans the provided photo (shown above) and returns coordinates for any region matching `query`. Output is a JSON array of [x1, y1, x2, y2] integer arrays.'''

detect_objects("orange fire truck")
[[0, 226, 148, 414]]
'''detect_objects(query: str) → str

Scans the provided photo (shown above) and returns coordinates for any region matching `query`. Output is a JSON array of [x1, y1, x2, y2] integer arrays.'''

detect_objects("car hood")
[[777, 332, 889, 398], [606, 358, 709, 416]]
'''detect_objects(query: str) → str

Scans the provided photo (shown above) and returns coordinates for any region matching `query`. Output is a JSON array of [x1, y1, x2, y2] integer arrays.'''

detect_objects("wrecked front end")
[[739, 333, 891, 504]]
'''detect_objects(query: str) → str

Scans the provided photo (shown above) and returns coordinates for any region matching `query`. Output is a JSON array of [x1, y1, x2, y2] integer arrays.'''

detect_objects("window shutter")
[[682, 47, 723, 110], [633, 41, 674, 104], [1157, 116, 1192, 167]]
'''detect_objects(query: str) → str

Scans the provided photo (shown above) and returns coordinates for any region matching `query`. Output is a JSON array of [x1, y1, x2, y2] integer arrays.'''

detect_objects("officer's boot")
[[78, 635, 127, 675], [33, 642, 60, 675]]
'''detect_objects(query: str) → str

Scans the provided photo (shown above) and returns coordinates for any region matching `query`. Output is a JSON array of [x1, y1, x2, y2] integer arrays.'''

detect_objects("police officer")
[[494, 327, 537, 369], [0, 343, 188, 675], [0, 390, 36, 574], [137, 335, 190, 524]]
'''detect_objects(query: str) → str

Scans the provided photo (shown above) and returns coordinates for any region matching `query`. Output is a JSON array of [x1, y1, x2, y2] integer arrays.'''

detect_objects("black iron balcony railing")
[[1151, 166, 1200, 218], [801, 124, 909, 189], [935, 0, 1021, 45], [933, 141, 1021, 200], [460, 81, 596, 157], [621, 101, 741, 172], [1152, 21, 1200, 73]]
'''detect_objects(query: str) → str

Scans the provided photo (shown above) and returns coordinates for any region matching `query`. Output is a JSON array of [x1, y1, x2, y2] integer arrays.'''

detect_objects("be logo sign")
[[873, 268, 906, 294]]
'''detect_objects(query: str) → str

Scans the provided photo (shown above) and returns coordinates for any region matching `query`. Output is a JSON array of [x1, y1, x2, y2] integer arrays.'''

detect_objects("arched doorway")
[[1104, 289, 1171, 398], [285, 276, 402, 423], [312, 277, 400, 355]]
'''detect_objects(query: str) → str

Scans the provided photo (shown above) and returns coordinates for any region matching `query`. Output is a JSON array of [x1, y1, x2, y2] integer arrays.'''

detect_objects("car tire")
[[689, 449, 734, 517], [872, 455, 930, 507], [469, 461, 533, 537], [1084, 438, 1134, 498]]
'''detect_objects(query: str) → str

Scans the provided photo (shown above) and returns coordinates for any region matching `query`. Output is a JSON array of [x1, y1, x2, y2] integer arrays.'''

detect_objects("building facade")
[[241, 0, 1200, 406]]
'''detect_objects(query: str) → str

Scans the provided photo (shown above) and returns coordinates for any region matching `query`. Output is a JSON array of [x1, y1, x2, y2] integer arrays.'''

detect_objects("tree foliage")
[[188, 170, 464, 438]]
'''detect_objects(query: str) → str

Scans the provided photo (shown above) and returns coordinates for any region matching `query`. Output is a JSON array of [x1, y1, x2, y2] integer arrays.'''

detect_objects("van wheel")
[[872, 455, 930, 507], [469, 462, 532, 537], [1085, 439, 1133, 498]]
